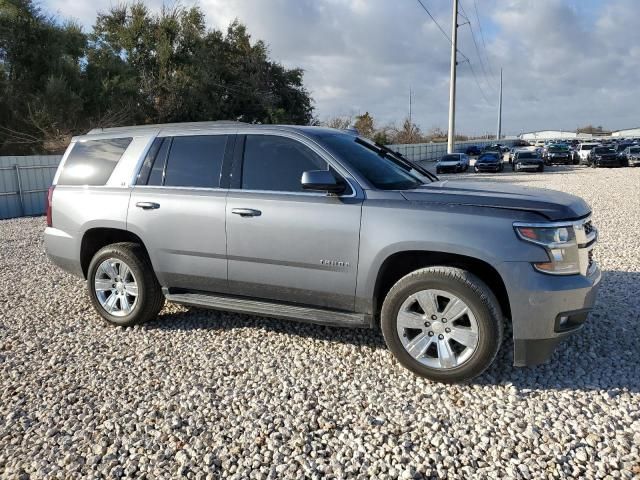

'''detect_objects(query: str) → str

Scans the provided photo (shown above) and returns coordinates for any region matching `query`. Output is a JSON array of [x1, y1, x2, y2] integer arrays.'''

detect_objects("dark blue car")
[[474, 153, 504, 173]]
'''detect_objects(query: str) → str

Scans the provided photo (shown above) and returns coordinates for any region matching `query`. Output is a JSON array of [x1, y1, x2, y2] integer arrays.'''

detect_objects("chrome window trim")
[[132, 185, 226, 193]]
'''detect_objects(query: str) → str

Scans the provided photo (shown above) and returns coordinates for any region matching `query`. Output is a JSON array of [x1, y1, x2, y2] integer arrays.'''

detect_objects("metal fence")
[[0, 155, 62, 220], [388, 139, 518, 163]]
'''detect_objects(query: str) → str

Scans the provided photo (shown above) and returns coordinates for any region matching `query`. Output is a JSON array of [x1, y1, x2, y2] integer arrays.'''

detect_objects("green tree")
[[0, 1, 314, 153], [354, 111, 375, 139]]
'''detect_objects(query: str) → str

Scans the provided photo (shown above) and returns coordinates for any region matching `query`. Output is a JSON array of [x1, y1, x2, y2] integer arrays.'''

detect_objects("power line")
[[414, 0, 492, 105], [472, 0, 496, 79], [459, 1, 495, 94]]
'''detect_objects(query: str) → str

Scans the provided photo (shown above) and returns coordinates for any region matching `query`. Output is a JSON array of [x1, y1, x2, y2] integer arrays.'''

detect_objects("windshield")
[[518, 152, 536, 159], [629, 147, 640, 153], [594, 147, 615, 154], [549, 145, 568, 152], [581, 144, 596, 150], [318, 134, 425, 190], [440, 155, 459, 162]]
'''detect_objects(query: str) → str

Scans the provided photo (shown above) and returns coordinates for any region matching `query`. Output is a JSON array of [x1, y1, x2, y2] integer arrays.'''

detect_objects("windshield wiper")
[[373, 142, 440, 182], [353, 137, 439, 182]]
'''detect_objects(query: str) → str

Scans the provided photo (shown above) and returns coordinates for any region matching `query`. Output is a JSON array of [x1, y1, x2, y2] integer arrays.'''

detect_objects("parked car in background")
[[465, 145, 482, 156], [577, 143, 599, 164], [512, 150, 544, 172], [482, 144, 503, 155], [588, 146, 622, 168], [474, 152, 503, 173], [543, 144, 571, 165], [436, 153, 470, 174], [621, 145, 640, 166], [43, 121, 601, 382]]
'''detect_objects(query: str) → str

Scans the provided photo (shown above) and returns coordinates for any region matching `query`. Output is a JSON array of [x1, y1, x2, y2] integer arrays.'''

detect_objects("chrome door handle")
[[231, 208, 261, 217], [136, 201, 160, 210]]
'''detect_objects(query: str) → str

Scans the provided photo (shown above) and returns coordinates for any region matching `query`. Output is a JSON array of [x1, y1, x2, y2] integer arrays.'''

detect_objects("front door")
[[127, 134, 231, 292], [226, 134, 363, 311]]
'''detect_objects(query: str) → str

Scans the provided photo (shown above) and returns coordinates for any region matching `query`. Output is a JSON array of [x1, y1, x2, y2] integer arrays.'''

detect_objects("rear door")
[[225, 133, 363, 311], [127, 133, 233, 292]]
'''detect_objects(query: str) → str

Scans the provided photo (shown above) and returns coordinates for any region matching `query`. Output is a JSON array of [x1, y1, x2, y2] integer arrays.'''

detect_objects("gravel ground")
[[1, 165, 639, 479]]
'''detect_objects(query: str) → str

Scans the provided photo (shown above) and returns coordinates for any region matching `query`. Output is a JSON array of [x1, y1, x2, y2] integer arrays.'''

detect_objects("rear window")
[[581, 145, 596, 151], [518, 152, 536, 159], [58, 138, 132, 186]]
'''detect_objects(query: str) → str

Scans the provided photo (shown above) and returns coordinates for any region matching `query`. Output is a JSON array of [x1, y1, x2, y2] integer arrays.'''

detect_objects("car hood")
[[401, 180, 590, 221]]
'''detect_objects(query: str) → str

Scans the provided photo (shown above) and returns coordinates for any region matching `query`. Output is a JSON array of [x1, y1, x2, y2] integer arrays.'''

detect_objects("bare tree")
[[322, 115, 352, 130]]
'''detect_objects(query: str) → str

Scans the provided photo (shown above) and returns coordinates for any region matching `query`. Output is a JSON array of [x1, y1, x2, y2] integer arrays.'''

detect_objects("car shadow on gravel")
[[147, 270, 639, 393]]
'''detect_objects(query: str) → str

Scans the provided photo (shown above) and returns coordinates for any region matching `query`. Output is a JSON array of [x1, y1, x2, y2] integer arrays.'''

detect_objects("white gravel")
[[1, 165, 639, 479]]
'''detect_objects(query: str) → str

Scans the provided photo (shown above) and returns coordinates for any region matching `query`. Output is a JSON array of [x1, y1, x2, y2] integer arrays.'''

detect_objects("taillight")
[[46, 185, 55, 227]]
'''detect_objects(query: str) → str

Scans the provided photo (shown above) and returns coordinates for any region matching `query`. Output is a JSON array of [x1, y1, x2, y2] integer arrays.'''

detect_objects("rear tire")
[[87, 242, 165, 327], [380, 267, 503, 383]]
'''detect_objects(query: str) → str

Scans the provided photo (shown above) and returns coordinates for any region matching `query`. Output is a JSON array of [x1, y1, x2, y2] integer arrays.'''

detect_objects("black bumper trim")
[[513, 337, 565, 367]]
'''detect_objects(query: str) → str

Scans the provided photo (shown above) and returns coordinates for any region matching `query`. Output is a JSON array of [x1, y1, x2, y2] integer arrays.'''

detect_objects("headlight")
[[514, 224, 580, 275]]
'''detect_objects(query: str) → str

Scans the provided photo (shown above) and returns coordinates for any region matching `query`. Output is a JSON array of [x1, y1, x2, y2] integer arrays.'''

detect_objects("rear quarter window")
[[57, 138, 132, 186]]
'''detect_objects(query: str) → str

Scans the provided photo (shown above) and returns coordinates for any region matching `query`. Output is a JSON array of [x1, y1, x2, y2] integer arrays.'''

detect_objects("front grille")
[[584, 221, 594, 236]]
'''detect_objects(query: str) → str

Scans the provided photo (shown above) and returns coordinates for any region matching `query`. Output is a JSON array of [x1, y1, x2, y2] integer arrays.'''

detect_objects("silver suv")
[[45, 122, 601, 382]]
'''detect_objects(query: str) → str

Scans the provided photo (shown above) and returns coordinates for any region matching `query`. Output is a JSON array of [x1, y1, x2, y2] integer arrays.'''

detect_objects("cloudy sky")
[[44, 0, 639, 135]]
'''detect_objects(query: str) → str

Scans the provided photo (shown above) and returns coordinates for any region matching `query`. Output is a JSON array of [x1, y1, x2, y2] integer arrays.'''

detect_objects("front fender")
[[355, 199, 549, 314]]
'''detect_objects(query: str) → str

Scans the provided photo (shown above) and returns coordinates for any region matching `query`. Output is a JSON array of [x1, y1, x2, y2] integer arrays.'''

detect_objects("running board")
[[164, 292, 370, 328]]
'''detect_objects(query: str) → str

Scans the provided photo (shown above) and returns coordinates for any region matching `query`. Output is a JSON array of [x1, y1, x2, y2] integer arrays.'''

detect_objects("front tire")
[[381, 267, 503, 383], [87, 242, 165, 327]]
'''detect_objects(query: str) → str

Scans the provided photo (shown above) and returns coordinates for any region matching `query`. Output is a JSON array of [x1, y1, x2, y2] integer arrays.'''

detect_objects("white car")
[[577, 143, 599, 163], [435, 153, 470, 174]]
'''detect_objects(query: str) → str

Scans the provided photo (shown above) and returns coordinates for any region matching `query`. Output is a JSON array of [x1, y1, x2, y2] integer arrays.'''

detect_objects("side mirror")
[[301, 170, 345, 194]]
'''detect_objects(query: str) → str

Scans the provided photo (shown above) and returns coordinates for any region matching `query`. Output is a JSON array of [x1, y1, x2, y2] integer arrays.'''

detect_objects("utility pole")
[[496, 68, 503, 140], [409, 87, 413, 125], [447, 0, 459, 154]]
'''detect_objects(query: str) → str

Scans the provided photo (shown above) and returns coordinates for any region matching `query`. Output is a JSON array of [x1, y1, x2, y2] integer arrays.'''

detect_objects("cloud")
[[43, 0, 640, 134]]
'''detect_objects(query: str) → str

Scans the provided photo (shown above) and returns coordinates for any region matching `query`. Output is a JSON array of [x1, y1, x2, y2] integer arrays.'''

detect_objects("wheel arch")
[[372, 250, 511, 325], [80, 228, 150, 279]]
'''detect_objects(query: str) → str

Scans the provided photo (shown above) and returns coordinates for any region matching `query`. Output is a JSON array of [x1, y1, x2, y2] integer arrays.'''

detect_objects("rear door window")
[[58, 138, 132, 186], [163, 135, 227, 188]]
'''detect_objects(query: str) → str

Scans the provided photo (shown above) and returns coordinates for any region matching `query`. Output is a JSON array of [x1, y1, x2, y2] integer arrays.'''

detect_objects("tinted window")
[[137, 138, 164, 185], [163, 135, 227, 188], [317, 134, 423, 190], [441, 155, 459, 162], [147, 138, 170, 186], [58, 138, 132, 186], [242, 135, 327, 192], [518, 152, 536, 159]]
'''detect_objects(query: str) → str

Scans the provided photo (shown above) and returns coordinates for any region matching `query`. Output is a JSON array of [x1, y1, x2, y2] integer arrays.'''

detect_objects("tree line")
[[0, 0, 313, 154], [324, 112, 478, 145]]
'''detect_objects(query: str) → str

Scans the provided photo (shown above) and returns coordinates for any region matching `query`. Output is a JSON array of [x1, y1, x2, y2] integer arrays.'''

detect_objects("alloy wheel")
[[94, 258, 139, 317], [396, 289, 479, 369]]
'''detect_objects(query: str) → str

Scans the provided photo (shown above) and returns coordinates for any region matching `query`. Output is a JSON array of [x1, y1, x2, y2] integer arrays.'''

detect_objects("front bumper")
[[594, 157, 621, 166], [476, 164, 501, 172], [515, 162, 542, 171], [498, 261, 601, 367], [546, 155, 570, 164], [437, 164, 463, 173], [629, 157, 640, 166]]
